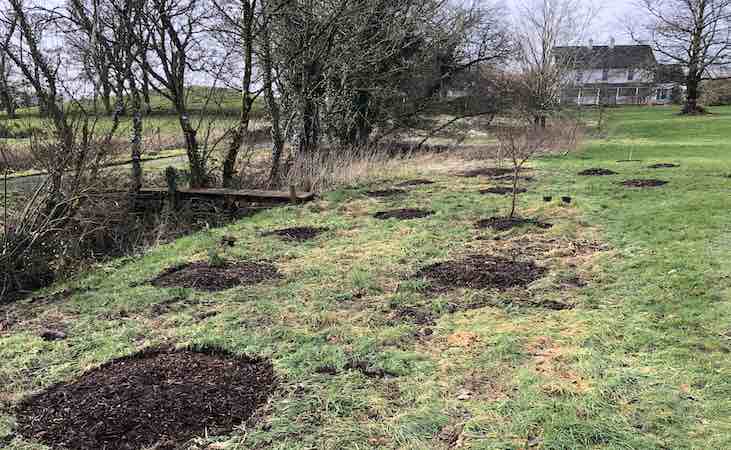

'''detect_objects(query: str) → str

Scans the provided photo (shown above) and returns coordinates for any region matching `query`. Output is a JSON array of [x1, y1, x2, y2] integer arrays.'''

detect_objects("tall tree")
[[633, 0, 731, 114]]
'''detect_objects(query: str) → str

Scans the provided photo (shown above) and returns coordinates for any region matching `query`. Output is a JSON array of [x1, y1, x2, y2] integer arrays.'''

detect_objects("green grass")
[[1, 105, 731, 449]]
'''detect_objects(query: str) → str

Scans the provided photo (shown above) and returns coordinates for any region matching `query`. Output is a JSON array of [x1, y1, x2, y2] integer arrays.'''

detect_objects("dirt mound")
[[621, 179, 668, 188], [14, 348, 275, 450], [365, 189, 406, 198], [415, 255, 546, 291], [475, 217, 553, 231], [263, 226, 328, 242], [648, 163, 679, 169], [480, 186, 527, 195], [374, 209, 434, 220], [459, 167, 518, 178], [578, 168, 617, 176], [151, 261, 280, 291], [492, 174, 535, 182], [396, 179, 435, 187]]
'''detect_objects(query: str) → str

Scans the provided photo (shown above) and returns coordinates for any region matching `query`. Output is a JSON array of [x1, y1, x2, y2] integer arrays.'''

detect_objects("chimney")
[[588, 39, 594, 50], [609, 37, 616, 49]]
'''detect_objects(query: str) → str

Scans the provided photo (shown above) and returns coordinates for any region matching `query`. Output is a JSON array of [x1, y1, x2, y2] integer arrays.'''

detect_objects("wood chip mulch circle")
[[578, 168, 618, 176], [395, 179, 435, 187], [262, 226, 328, 242], [480, 186, 527, 195], [151, 261, 281, 292], [475, 217, 553, 231], [14, 347, 275, 450], [373, 209, 434, 220], [415, 255, 547, 291], [621, 179, 668, 188]]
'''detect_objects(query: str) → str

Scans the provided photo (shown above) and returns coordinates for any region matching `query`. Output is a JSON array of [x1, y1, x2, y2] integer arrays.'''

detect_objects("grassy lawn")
[[1, 106, 730, 449]]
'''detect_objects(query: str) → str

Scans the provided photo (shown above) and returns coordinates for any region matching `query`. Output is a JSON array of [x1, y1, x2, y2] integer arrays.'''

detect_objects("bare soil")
[[480, 186, 527, 195], [414, 255, 547, 291], [578, 168, 617, 176], [14, 348, 275, 450], [374, 209, 434, 220], [621, 179, 668, 188], [648, 163, 679, 169], [151, 261, 281, 292], [262, 226, 328, 242], [395, 179, 435, 187], [475, 217, 553, 231], [458, 167, 519, 178]]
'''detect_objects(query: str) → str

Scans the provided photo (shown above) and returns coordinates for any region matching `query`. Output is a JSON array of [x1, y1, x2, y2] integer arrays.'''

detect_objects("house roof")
[[554, 45, 657, 69]]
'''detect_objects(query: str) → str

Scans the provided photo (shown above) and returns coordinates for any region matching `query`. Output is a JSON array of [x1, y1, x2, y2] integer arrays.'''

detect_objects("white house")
[[554, 39, 684, 106]]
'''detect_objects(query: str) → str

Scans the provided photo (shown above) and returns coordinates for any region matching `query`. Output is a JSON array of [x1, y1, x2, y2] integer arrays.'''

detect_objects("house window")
[[602, 68, 609, 81], [628, 68, 635, 81]]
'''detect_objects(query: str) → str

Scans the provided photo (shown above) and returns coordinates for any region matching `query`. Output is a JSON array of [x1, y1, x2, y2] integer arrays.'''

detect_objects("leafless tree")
[[514, 0, 598, 126], [630, 0, 731, 114]]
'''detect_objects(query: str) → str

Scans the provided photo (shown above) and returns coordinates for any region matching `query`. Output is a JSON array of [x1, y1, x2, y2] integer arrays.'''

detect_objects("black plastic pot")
[[561, 196, 572, 204], [543, 196, 552, 202]]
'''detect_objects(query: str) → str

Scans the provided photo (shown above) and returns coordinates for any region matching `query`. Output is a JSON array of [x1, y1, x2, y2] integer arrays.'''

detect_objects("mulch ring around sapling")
[[480, 186, 527, 195], [648, 163, 679, 169], [458, 167, 519, 178], [262, 226, 328, 242], [578, 168, 618, 176], [395, 179, 435, 187], [14, 347, 275, 450], [414, 255, 547, 291], [621, 179, 668, 188], [365, 189, 407, 198], [151, 261, 281, 292], [475, 216, 553, 232], [374, 208, 434, 220]]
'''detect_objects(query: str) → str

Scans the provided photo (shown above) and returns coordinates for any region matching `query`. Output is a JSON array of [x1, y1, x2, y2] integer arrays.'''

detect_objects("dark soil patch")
[[414, 255, 547, 291], [151, 261, 280, 292], [396, 179, 435, 187], [648, 163, 679, 169], [374, 209, 434, 220], [39, 329, 67, 341], [480, 186, 527, 195], [578, 168, 617, 176], [621, 179, 668, 188], [262, 226, 328, 242], [492, 174, 535, 182], [459, 167, 518, 178], [475, 217, 553, 231], [14, 347, 275, 450], [365, 189, 406, 198], [345, 359, 399, 378]]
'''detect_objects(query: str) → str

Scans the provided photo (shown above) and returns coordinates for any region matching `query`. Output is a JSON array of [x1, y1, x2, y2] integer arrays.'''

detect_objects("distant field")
[[1, 106, 731, 449]]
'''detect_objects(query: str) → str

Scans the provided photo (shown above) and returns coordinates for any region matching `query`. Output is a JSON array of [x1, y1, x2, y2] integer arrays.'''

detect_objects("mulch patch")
[[395, 179, 435, 187], [365, 189, 407, 198], [374, 209, 434, 220], [492, 174, 535, 182], [578, 168, 617, 176], [475, 217, 553, 231], [414, 255, 547, 291], [621, 179, 668, 188], [480, 186, 527, 195], [459, 167, 518, 178], [648, 163, 679, 169], [262, 226, 328, 242], [151, 261, 281, 292], [14, 347, 275, 450], [392, 306, 437, 326]]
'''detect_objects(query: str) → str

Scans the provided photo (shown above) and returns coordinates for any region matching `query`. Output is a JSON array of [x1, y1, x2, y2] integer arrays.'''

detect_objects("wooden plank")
[[138, 188, 315, 202]]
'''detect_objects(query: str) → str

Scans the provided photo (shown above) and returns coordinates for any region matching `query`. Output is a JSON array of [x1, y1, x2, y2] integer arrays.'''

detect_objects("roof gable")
[[554, 45, 657, 69]]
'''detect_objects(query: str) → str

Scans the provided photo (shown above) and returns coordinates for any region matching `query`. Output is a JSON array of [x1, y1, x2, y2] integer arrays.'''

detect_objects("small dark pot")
[[561, 196, 572, 204], [543, 196, 553, 202]]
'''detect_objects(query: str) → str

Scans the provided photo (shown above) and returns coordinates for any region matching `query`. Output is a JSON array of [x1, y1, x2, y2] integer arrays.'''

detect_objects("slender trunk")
[[142, 71, 152, 114], [262, 6, 286, 187], [222, 1, 256, 188], [510, 165, 519, 218], [128, 81, 143, 193], [180, 113, 206, 188], [101, 83, 113, 115]]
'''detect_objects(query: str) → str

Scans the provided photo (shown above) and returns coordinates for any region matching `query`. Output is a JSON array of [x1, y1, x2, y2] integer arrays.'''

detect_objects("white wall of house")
[[569, 68, 654, 85]]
